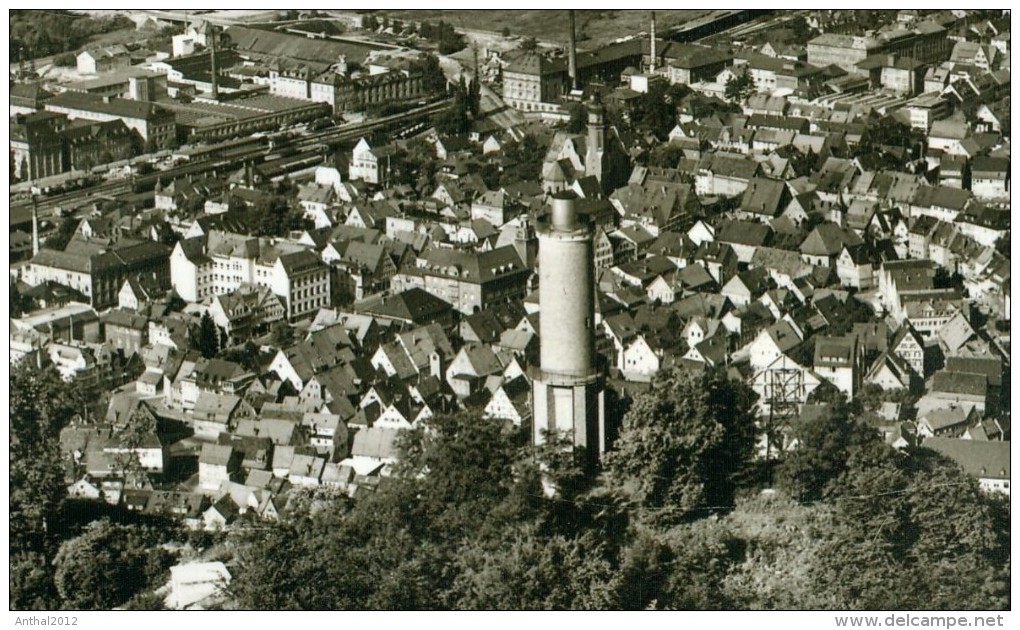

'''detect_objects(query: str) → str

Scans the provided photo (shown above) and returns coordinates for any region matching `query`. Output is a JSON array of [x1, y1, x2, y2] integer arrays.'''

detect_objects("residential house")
[[267, 324, 356, 390], [835, 243, 881, 290], [356, 288, 456, 331], [202, 496, 240, 530], [721, 267, 771, 308], [192, 392, 248, 440], [738, 177, 791, 220], [77, 46, 131, 74], [198, 443, 240, 492], [328, 239, 398, 300], [610, 180, 700, 236], [297, 183, 336, 228], [203, 284, 285, 345], [747, 319, 822, 417], [483, 376, 532, 427], [800, 223, 863, 267], [890, 325, 927, 377], [390, 246, 529, 316], [695, 153, 762, 197], [970, 157, 1009, 200], [102, 309, 149, 356], [812, 334, 863, 399], [445, 344, 504, 399], [471, 190, 517, 227], [921, 438, 1009, 495], [715, 220, 772, 264], [349, 138, 395, 185], [864, 351, 914, 391], [928, 370, 989, 414], [682, 333, 729, 369]]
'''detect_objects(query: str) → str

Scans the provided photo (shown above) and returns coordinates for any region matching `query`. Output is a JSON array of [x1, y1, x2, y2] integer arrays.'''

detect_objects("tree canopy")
[[724, 69, 756, 103], [53, 520, 173, 610], [606, 368, 755, 526], [10, 352, 1008, 611], [10, 10, 133, 60]]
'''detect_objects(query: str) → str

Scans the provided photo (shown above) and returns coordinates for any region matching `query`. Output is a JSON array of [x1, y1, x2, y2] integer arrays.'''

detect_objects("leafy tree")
[[605, 368, 755, 526], [196, 311, 219, 358], [774, 399, 883, 502], [45, 216, 79, 251], [392, 413, 519, 529], [228, 500, 352, 609], [10, 10, 132, 59], [724, 69, 756, 103], [501, 133, 547, 184], [10, 551, 61, 610], [11, 279, 33, 317], [219, 341, 263, 374], [994, 233, 1008, 257], [226, 193, 309, 238], [805, 380, 846, 405], [617, 523, 739, 610], [501, 26, 511, 38], [718, 492, 837, 609], [229, 413, 529, 610], [448, 524, 617, 610], [520, 36, 538, 51], [788, 16, 814, 42], [801, 443, 1010, 610], [112, 407, 159, 484], [631, 81, 676, 137], [647, 143, 686, 169], [10, 364, 87, 555], [53, 520, 172, 610], [438, 33, 466, 55], [123, 590, 168, 610], [438, 77, 472, 135], [467, 77, 482, 117], [411, 53, 447, 94], [270, 320, 295, 347]]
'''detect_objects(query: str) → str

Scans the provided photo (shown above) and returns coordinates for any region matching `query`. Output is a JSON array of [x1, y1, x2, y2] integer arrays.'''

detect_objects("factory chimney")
[[209, 24, 219, 100], [650, 12, 657, 74], [568, 10, 578, 91], [31, 194, 40, 256]]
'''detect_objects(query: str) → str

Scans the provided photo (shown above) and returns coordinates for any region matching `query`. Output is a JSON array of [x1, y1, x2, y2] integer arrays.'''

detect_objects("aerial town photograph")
[[7, 7, 1012, 616]]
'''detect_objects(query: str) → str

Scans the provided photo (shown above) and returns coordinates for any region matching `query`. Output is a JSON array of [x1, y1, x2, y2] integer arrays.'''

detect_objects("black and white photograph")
[[6, 5, 1012, 621]]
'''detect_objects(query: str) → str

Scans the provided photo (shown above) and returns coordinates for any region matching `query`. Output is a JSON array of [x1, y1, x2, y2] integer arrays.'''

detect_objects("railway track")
[[11, 97, 453, 218]]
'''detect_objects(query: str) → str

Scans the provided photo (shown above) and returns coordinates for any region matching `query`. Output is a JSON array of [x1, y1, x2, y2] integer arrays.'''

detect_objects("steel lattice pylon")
[[764, 367, 803, 460]]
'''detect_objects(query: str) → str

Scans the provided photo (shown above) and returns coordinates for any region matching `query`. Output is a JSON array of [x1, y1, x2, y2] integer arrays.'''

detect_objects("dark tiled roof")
[[47, 91, 171, 121]]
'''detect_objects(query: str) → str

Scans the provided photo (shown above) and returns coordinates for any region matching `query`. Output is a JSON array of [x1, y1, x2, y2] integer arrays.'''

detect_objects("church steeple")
[[586, 94, 606, 154], [585, 94, 607, 185], [513, 212, 538, 270]]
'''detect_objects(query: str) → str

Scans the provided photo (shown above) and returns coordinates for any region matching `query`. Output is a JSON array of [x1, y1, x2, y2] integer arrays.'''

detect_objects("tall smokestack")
[[650, 12, 657, 74], [568, 10, 578, 91], [31, 194, 40, 256], [210, 24, 219, 100]]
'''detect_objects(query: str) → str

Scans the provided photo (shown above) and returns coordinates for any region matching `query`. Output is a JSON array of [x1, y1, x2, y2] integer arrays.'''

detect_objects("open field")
[[377, 9, 714, 47]]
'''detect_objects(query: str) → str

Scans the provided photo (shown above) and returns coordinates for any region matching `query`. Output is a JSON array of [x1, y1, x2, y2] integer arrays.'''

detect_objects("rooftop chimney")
[[568, 10, 578, 91]]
